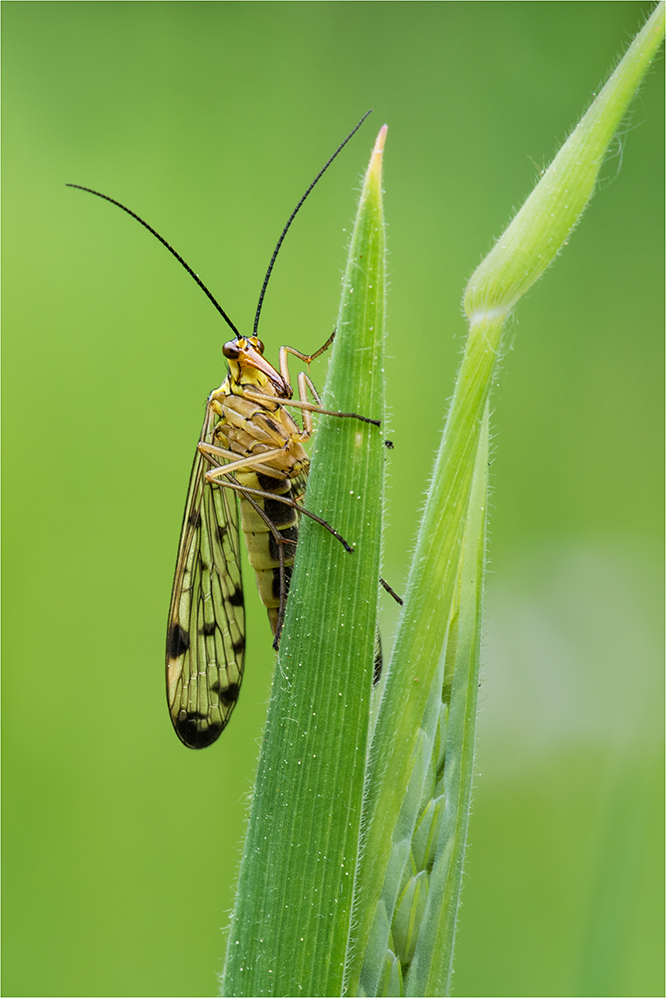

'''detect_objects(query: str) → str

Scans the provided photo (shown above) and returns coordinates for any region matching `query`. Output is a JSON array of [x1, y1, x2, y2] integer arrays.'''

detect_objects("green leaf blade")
[[222, 126, 387, 998], [346, 311, 500, 998], [465, 1, 665, 317], [403, 408, 488, 997], [346, 9, 663, 996]]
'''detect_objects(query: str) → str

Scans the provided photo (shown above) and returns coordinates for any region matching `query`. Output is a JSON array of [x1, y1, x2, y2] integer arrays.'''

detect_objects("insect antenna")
[[65, 183, 241, 338], [253, 109, 372, 336]]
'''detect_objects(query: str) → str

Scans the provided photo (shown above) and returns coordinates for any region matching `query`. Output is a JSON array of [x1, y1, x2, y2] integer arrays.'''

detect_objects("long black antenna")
[[252, 109, 372, 336], [66, 184, 241, 338]]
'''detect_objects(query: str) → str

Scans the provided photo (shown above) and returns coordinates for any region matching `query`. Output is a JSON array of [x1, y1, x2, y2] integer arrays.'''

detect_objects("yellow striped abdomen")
[[237, 468, 305, 635]]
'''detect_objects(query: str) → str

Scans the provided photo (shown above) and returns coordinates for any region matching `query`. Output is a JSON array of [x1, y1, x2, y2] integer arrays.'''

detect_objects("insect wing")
[[166, 426, 245, 749]]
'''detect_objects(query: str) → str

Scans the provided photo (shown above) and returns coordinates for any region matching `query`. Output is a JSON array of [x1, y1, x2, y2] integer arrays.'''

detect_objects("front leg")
[[241, 388, 381, 435], [277, 330, 336, 387]]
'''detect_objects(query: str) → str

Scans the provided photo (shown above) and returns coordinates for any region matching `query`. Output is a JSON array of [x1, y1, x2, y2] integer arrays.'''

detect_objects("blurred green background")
[[3, 3, 663, 996]]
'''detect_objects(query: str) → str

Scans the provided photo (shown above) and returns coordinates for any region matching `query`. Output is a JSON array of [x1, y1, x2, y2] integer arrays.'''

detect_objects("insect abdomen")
[[238, 469, 303, 635]]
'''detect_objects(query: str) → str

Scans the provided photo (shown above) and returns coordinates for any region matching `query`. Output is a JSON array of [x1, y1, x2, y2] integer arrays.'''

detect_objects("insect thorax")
[[213, 384, 309, 480], [209, 381, 310, 636]]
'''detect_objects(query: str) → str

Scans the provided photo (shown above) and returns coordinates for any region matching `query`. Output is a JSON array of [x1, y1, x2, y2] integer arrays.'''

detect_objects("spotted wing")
[[166, 438, 245, 749]]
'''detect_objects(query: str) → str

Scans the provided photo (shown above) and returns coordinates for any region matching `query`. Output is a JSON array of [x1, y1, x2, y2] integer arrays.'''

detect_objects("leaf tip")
[[369, 124, 388, 173]]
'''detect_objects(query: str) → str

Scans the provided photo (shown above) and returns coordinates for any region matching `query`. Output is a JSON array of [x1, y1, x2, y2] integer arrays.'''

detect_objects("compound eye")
[[256, 338, 265, 355], [223, 340, 240, 359]]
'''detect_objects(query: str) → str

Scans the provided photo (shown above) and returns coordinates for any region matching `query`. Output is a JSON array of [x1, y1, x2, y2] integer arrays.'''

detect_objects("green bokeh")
[[2, 3, 662, 997]]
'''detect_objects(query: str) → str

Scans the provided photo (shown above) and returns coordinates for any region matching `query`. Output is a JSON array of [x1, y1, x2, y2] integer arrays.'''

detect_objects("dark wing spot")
[[232, 635, 246, 654], [167, 623, 190, 659], [175, 714, 223, 750], [264, 417, 280, 433], [202, 620, 216, 636], [228, 586, 244, 607], [217, 525, 228, 542], [188, 509, 201, 528], [219, 682, 240, 707]]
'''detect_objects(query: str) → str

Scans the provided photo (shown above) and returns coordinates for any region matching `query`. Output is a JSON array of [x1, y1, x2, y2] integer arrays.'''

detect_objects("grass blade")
[[346, 7, 664, 995], [402, 407, 488, 996], [222, 125, 387, 998]]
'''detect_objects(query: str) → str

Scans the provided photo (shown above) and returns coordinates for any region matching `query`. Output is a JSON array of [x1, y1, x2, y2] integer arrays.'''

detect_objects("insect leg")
[[374, 631, 383, 685], [277, 329, 336, 385], [197, 447, 329, 544], [243, 331, 378, 429], [379, 577, 403, 606], [243, 389, 380, 428], [298, 370, 322, 404], [198, 442, 290, 480], [209, 477, 354, 554]]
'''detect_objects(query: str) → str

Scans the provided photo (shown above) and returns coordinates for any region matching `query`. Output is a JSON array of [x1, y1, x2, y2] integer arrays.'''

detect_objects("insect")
[[68, 112, 380, 749]]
